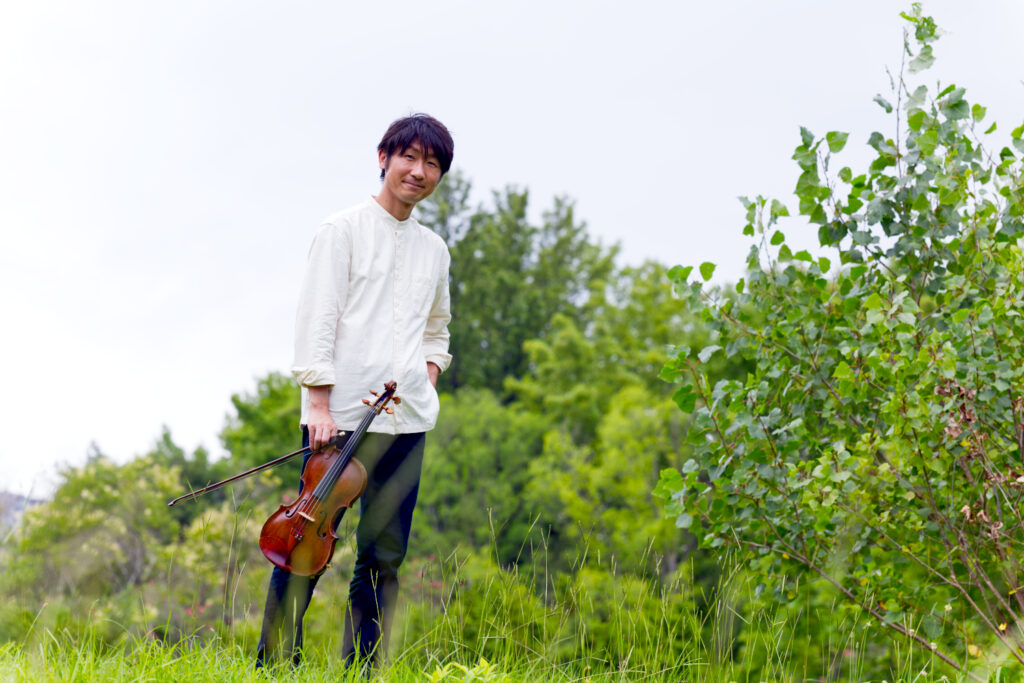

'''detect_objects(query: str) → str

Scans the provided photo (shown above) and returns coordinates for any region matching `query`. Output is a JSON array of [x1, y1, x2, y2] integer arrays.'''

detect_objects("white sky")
[[1, 1, 1022, 497]]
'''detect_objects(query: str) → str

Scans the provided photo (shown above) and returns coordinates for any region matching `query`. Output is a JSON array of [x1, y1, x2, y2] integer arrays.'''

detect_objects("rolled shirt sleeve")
[[291, 222, 351, 387], [422, 249, 452, 373]]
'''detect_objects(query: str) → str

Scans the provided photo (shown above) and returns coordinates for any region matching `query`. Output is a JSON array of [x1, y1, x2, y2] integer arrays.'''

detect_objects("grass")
[[0, 632, 696, 682], [0, 620, 988, 683], [0, 546, 997, 682]]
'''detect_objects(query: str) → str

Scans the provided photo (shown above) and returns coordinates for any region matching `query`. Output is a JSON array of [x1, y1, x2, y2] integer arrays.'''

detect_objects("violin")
[[167, 381, 400, 578], [259, 381, 400, 576]]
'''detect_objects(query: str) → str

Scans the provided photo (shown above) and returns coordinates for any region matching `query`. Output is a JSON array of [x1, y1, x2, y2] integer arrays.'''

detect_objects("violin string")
[[311, 395, 382, 501], [293, 391, 392, 535]]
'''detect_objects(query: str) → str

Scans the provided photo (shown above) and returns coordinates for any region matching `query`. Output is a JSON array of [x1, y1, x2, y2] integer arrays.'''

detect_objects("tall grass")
[[0, 506, 994, 682], [0, 547, 986, 682]]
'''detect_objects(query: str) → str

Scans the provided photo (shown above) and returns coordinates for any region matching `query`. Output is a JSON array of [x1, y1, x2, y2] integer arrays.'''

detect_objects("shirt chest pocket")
[[409, 275, 435, 317]]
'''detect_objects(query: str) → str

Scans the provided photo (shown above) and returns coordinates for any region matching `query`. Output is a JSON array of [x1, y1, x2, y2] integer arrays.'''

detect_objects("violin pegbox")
[[363, 381, 400, 414]]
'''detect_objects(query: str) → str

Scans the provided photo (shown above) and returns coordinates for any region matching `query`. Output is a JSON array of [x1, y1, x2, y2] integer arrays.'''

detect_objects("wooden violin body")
[[259, 448, 367, 575], [257, 381, 399, 577]]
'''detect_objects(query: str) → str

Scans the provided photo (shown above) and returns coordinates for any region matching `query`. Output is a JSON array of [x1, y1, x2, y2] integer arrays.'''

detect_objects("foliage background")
[[3, 6, 1024, 681]]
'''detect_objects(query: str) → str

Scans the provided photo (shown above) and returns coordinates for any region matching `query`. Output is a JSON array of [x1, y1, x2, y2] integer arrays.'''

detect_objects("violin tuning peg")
[[385, 407, 394, 415], [370, 391, 380, 397], [392, 396, 402, 405], [362, 399, 371, 405]]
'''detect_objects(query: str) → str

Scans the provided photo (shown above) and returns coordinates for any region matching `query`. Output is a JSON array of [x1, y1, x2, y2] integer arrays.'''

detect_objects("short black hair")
[[377, 113, 454, 180]]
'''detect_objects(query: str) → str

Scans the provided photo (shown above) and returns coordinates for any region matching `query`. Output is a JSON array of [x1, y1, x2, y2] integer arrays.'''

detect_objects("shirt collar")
[[368, 196, 415, 229]]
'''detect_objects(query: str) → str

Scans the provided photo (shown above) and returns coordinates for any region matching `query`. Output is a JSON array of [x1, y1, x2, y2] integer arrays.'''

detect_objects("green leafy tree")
[[220, 371, 300, 474], [508, 262, 737, 444], [147, 427, 222, 530], [415, 169, 473, 248], [418, 184, 617, 394], [529, 386, 688, 577], [656, 7, 1024, 679], [413, 389, 547, 565], [11, 449, 179, 601]]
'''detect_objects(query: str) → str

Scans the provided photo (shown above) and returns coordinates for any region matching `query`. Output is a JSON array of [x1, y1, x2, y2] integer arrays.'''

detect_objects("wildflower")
[[968, 643, 982, 658]]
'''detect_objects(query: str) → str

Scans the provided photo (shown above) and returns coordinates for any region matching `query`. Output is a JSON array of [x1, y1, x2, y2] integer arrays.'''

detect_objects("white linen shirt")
[[292, 198, 452, 434]]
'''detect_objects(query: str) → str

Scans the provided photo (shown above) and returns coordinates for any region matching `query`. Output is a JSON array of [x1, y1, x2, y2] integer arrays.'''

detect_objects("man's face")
[[378, 142, 443, 207]]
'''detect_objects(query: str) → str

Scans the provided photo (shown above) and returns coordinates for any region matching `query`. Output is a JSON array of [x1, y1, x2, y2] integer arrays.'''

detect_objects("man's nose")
[[410, 160, 425, 179]]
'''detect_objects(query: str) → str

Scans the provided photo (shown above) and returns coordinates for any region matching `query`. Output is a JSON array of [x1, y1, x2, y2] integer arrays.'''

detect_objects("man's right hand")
[[307, 385, 338, 450]]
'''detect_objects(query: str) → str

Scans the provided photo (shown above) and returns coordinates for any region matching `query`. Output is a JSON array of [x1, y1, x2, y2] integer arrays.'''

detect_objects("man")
[[256, 113, 454, 668]]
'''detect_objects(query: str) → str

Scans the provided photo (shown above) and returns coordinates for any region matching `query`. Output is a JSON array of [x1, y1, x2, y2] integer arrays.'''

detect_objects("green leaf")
[[698, 345, 722, 363], [657, 361, 683, 383], [882, 609, 905, 625], [668, 265, 693, 285], [799, 126, 815, 147], [809, 204, 828, 225], [770, 230, 785, 246], [699, 262, 716, 281], [652, 468, 683, 500], [818, 256, 831, 273], [971, 104, 987, 122], [907, 109, 926, 131], [922, 614, 943, 639], [943, 98, 970, 120], [795, 169, 821, 197], [675, 513, 694, 529], [673, 385, 698, 413], [833, 361, 853, 381], [908, 44, 934, 72], [826, 131, 849, 153], [863, 292, 884, 310], [873, 95, 893, 113]]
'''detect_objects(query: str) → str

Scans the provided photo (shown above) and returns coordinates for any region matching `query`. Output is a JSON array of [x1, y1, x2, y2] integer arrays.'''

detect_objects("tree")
[[220, 372, 301, 474], [417, 182, 617, 394], [656, 7, 1024, 679], [413, 389, 547, 566], [148, 427, 221, 530], [508, 262, 742, 444], [530, 385, 689, 578], [415, 169, 473, 248], [11, 449, 179, 601]]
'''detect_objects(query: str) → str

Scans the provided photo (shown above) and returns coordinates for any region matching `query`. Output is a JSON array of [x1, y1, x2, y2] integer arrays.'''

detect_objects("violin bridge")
[[297, 511, 315, 522]]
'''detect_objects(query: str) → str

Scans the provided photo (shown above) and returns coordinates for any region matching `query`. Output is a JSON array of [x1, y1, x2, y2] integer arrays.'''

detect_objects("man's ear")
[[378, 149, 388, 173]]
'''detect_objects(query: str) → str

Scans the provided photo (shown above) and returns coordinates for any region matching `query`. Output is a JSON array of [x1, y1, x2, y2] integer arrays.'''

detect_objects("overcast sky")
[[2, 1, 1022, 497]]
